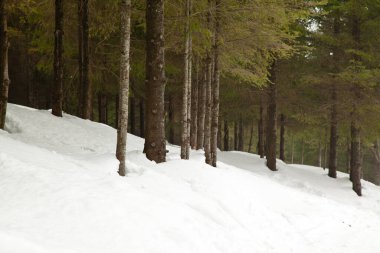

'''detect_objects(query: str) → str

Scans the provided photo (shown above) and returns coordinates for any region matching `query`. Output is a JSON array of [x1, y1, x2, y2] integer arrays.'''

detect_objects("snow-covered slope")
[[1, 104, 380, 253]]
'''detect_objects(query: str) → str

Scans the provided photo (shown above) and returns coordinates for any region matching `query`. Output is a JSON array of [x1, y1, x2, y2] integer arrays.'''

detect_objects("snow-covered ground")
[[1, 104, 380, 253]]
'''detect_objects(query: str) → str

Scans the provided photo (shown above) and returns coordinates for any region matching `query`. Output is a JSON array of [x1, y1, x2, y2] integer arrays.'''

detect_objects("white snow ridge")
[[0, 103, 380, 253]]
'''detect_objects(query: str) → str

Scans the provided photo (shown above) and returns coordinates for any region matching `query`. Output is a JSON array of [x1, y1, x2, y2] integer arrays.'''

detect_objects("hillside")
[[0, 104, 380, 253]]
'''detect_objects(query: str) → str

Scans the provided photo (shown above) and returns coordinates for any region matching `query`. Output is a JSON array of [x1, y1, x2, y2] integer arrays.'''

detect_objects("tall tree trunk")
[[180, 0, 192, 159], [210, 0, 221, 167], [248, 121, 254, 153], [217, 120, 222, 150], [168, 95, 174, 144], [204, 58, 212, 165], [266, 61, 277, 171], [98, 92, 108, 124], [130, 95, 136, 134], [347, 136, 351, 173], [279, 113, 285, 162], [234, 121, 238, 150], [116, 0, 131, 176], [350, 111, 362, 196], [224, 120, 229, 151], [350, 2, 362, 196], [0, 4, 8, 130], [258, 100, 265, 158], [328, 84, 338, 178], [323, 127, 328, 169], [52, 0, 64, 117], [190, 60, 199, 149], [78, 0, 91, 119], [115, 94, 119, 128], [196, 66, 206, 150], [139, 98, 145, 137], [238, 116, 243, 151], [301, 138, 305, 165], [318, 140, 322, 167], [145, 0, 166, 163], [291, 135, 294, 164]]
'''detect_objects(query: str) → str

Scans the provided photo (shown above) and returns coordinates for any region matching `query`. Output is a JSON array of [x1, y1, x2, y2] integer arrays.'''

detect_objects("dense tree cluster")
[[1, 0, 380, 196]]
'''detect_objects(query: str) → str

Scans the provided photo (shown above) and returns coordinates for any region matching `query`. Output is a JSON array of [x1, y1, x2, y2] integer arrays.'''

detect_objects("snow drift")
[[0, 104, 380, 253]]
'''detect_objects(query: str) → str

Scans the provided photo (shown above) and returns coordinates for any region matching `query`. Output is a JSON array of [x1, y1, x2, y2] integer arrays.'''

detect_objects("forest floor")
[[1, 104, 380, 253]]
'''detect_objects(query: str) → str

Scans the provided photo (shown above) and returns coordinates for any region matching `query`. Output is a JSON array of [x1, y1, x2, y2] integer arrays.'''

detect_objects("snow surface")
[[1, 103, 380, 253]]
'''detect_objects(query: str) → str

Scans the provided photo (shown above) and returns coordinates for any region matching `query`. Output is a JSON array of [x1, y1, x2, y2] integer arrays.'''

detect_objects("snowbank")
[[0, 104, 380, 253]]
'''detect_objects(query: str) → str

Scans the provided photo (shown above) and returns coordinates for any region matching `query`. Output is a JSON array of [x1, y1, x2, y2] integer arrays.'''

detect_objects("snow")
[[1, 104, 380, 253]]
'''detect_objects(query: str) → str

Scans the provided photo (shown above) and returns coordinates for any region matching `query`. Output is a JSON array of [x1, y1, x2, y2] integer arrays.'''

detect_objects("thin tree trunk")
[[115, 94, 119, 128], [238, 116, 243, 151], [196, 66, 206, 150], [258, 100, 265, 158], [190, 60, 199, 149], [98, 92, 108, 124], [116, 0, 131, 176], [291, 135, 294, 164], [318, 140, 322, 167], [52, 0, 64, 117], [186, 32, 192, 158], [248, 121, 254, 153], [210, 0, 221, 167], [328, 84, 338, 178], [234, 121, 238, 150], [217, 120, 222, 149], [130, 95, 136, 134], [266, 61, 277, 171], [168, 95, 174, 144], [350, 4, 362, 196], [301, 138, 305, 165], [139, 98, 145, 137], [351, 111, 362, 196], [78, 0, 91, 119], [279, 113, 285, 162], [145, 0, 166, 163], [323, 127, 328, 169], [204, 58, 212, 165], [347, 136, 351, 173], [0, 5, 9, 130], [224, 120, 229, 151], [180, 0, 191, 159]]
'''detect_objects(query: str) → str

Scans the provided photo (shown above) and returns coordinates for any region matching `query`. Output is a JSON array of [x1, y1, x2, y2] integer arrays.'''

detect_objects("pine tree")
[[144, 0, 166, 163], [52, 0, 64, 117]]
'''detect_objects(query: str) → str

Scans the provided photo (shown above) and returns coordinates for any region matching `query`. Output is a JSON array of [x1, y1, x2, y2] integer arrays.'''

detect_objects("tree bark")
[[210, 0, 221, 167], [98, 92, 108, 124], [248, 121, 254, 153], [318, 140, 322, 167], [204, 58, 212, 165], [234, 120, 238, 150], [139, 98, 145, 137], [279, 113, 285, 162], [130, 95, 136, 134], [347, 136, 351, 173], [116, 0, 131, 176], [145, 0, 166, 163], [350, 111, 362, 196], [180, 0, 192, 160], [266, 61, 277, 171], [237, 116, 243, 151], [0, 4, 9, 130], [291, 135, 294, 164], [224, 120, 229, 151], [78, 0, 91, 119], [52, 0, 64, 117], [258, 100, 265, 158], [196, 66, 206, 150], [190, 60, 199, 149], [350, 3, 362, 196], [328, 84, 338, 178], [301, 138, 305, 165]]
